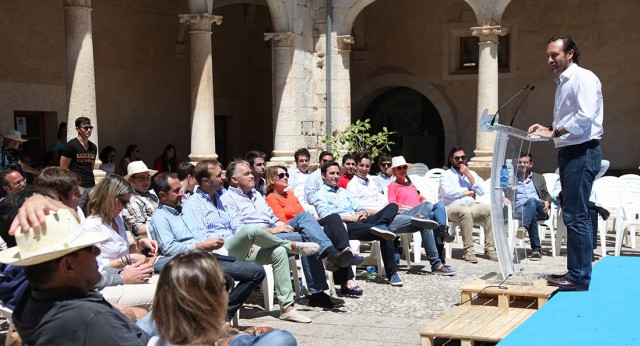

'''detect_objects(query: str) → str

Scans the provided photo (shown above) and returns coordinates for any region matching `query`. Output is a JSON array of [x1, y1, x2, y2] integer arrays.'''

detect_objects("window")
[[457, 34, 510, 74]]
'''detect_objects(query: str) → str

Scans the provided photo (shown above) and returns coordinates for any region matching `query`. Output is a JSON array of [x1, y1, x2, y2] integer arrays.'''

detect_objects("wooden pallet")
[[459, 278, 558, 309], [419, 305, 534, 346]]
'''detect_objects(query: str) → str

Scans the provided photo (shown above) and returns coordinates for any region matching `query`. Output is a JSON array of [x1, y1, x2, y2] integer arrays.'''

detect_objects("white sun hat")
[[124, 161, 158, 180], [0, 208, 108, 266]]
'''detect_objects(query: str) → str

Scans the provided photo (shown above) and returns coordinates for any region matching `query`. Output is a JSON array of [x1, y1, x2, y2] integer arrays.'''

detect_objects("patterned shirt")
[[120, 190, 158, 236]]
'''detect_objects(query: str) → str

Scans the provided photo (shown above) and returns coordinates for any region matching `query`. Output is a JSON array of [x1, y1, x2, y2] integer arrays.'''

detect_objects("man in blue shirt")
[[514, 153, 552, 261], [148, 172, 267, 323], [312, 161, 404, 286]]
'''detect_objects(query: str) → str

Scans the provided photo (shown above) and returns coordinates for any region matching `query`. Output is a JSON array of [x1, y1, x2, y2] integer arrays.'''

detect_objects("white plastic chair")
[[260, 256, 304, 312], [407, 163, 429, 177], [592, 176, 624, 256], [614, 180, 640, 255], [425, 168, 446, 179]]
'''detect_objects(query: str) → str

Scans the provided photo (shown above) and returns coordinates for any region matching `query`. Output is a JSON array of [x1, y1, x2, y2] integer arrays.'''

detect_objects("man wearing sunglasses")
[[439, 146, 497, 263], [373, 153, 394, 191], [0, 168, 27, 201], [122, 161, 159, 237], [60, 116, 97, 213]]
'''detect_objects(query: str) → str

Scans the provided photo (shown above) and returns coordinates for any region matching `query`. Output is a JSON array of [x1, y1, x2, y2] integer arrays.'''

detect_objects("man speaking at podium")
[[528, 35, 603, 291]]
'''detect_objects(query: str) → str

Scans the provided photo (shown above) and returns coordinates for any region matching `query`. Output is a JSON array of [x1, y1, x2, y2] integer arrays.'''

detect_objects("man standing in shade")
[[60, 117, 97, 212], [529, 35, 603, 291]]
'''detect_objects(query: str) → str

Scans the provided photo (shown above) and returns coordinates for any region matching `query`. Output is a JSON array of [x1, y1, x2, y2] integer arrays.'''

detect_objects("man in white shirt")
[[303, 150, 334, 203], [529, 35, 603, 291], [373, 153, 394, 191], [439, 146, 497, 263], [288, 148, 311, 190]]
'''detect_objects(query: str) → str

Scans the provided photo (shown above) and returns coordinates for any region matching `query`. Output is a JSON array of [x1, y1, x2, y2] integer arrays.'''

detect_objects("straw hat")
[[0, 208, 109, 266], [124, 161, 158, 180], [386, 156, 414, 175], [2, 129, 27, 142]]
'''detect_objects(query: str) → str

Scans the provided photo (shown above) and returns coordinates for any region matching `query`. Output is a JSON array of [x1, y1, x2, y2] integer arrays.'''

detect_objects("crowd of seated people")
[[2, 117, 516, 344]]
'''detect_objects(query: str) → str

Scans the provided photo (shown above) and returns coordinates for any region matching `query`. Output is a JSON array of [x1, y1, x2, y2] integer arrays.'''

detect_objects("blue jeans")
[[287, 212, 333, 257], [229, 329, 297, 346], [390, 202, 444, 271], [275, 232, 329, 295], [559, 139, 601, 285], [515, 198, 548, 252]]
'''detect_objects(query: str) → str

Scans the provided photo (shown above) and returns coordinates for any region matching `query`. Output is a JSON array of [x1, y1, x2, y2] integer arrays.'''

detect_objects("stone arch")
[[352, 73, 458, 158], [335, 0, 377, 35]]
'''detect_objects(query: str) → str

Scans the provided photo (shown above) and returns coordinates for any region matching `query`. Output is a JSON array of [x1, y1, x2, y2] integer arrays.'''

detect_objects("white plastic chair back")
[[407, 163, 429, 177], [409, 174, 439, 204], [425, 168, 445, 179]]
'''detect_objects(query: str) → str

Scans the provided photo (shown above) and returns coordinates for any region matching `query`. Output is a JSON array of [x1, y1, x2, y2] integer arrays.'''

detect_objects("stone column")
[[467, 25, 503, 179], [333, 35, 355, 133], [63, 0, 104, 180], [179, 13, 222, 163], [265, 32, 296, 166]]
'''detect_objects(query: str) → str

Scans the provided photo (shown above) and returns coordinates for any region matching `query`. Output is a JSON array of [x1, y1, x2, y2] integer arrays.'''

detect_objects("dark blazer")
[[531, 172, 552, 204]]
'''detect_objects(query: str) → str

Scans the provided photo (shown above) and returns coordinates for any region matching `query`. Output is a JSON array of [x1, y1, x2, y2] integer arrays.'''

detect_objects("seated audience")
[[117, 144, 141, 176], [337, 153, 357, 189], [154, 144, 179, 173], [245, 150, 267, 195], [303, 151, 334, 204], [121, 161, 159, 237], [176, 162, 196, 197], [288, 148, 311, 190], [99, 146, 117, 175]]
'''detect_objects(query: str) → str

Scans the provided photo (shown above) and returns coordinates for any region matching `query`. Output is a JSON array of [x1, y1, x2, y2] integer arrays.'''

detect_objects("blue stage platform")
[[499, 256, 640, 346]]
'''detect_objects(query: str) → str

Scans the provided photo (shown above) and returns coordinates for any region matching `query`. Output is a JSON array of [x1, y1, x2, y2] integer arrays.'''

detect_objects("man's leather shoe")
[[547, 273, 567, 279], [547, 276, 589, 291]]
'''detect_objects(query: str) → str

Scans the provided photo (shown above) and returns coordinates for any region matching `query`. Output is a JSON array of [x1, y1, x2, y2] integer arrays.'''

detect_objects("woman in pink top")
[[387, 156, 456, 275]]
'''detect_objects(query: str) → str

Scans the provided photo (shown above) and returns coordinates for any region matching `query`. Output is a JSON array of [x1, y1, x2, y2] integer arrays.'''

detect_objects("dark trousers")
[[219, 259, 266, 321], [334, 204, 399, 283], [559, 139, 601, 285]]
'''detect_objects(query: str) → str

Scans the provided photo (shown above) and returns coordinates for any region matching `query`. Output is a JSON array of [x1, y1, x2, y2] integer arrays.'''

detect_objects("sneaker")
[[370, 225, 396, 241], [388, 273, 403, 286], [485, 250, 499, 261], [279, 308, 312, 323], [410, 216, 439, 229], [432, 265, 456, 276], [516, 226, 527, 240], [437, 225, 455, 243], [529, 251, 542, 261], [289, 242, 320, 256], [464, 251, 478, 263]]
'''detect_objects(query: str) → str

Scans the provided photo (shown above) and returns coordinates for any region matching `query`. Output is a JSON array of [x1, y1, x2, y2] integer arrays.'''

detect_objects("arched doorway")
[[362, 87, 445, 169]]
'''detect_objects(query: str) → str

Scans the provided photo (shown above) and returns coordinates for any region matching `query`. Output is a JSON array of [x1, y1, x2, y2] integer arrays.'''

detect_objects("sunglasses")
[[133, 175, 152, 181], [117, 197, 130, 206], [277, 172, 290, 179], [10, 178, 27, 187], [453, 155, 467, 161], [78, 125, 94, 131], [380, 162, 392, 167], [395, 165, 408, 170]]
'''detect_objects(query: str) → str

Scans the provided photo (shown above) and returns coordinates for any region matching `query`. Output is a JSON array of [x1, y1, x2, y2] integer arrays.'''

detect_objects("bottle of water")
[[500, 164, 509, 187], [506, 159, 515, 186], [366, 266, 377, 279]]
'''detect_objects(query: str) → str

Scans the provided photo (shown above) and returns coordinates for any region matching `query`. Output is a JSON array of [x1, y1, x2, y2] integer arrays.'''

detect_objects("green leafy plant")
[[324, 118, 395, 161]]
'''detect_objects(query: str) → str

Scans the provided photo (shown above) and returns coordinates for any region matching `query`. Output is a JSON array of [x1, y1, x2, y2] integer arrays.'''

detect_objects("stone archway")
[[352, 73, 458, 165]]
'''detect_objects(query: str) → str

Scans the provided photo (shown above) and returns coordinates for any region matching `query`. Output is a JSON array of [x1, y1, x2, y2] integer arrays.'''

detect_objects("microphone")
[[490, 84, 530, 126], [508, 85, 535, 126]]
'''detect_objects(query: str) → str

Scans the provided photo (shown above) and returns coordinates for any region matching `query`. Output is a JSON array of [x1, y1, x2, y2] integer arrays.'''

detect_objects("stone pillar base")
[[188, 153, 219, 163], [269, 150, 295, 168], [468, 149, 493, 180]]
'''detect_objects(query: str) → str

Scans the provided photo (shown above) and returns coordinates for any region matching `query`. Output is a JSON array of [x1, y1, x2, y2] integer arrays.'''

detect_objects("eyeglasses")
[[380, 162, 392, 167], [453, 155, 466, 161], [10, 178, 27, 187], [395, 165, 408, 170], [116, 197, 130, 206], [78, 125, 94, 131], [321, 159, 332, 163], [277, 172, 290, 179], [133, 175, 152, 181]]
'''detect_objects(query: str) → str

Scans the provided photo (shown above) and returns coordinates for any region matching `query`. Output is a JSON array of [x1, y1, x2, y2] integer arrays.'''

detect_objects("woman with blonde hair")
[[149, 251, 297, 346], [81, 175, 164, 309], [265, 166, 365, 296]]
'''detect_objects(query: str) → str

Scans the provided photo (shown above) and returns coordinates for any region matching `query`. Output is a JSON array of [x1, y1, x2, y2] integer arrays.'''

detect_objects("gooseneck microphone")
[[490, 84, 531, 126], [508, 85, 535, 127]]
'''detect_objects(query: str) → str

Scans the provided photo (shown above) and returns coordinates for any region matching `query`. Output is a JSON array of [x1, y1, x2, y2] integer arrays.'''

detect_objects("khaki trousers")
[[446, 203, 494, 253], [99, 274, 158, 310]]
